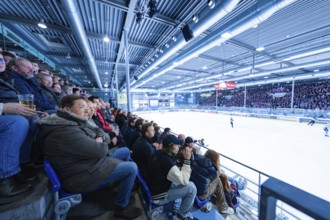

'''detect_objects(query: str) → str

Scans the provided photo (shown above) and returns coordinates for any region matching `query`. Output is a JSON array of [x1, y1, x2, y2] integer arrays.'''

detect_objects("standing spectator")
[[147, 134, 198, 220], [324, 123, 330, 137]]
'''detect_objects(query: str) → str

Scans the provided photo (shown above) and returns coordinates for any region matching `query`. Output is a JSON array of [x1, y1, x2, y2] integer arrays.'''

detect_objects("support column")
[[290, 80, 295, 113], [123, 28, 131, 112], [215, 90, 218, 107], [244, 86, 247, 108]]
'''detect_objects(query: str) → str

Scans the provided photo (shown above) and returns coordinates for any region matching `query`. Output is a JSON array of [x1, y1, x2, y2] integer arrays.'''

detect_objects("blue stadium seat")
[[195, 196, 212, 212], [44, 159, 82, 220], [135, 169, 175, 220]]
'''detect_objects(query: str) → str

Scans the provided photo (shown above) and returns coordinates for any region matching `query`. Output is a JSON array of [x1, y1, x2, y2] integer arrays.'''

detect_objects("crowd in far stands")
[[200, 82, 330, 110], [1, 50, 248, 220]]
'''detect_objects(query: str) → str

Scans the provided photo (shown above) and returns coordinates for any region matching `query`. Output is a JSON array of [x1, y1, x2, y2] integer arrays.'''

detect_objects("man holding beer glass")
[[0, 53, 40, 204], [7, 58, 56, 114]]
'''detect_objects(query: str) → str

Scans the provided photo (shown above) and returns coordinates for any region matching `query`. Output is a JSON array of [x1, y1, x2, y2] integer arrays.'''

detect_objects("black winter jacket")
[[190, 154, 218, 196]]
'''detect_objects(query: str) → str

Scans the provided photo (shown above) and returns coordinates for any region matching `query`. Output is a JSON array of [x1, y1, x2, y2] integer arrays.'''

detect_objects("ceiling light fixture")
[[103, 35, 110, 43], [256, 46, 265, 52], [37, 19, 47, 29], [192, 15, 199, 23], [221, 32, 231, 39], [207, 0, 216, 9]]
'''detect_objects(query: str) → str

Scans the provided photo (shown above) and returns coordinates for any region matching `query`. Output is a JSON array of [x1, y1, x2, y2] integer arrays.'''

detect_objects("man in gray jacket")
[[37, 95, 142, 219]]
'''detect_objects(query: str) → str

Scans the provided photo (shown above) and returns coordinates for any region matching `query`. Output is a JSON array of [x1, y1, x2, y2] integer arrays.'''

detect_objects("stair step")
[[0, 173, 54, 220]]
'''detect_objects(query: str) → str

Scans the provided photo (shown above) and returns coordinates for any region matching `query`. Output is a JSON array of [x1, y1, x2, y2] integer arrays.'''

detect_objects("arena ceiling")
[[0, 0, 330, 94]]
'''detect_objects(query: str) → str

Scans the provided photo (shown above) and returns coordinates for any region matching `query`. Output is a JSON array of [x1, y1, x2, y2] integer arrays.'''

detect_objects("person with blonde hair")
[[190, 149, 234, 214]]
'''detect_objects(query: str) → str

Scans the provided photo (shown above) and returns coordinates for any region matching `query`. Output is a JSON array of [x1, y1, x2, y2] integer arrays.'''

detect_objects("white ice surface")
[[141, 111, 330, 203]]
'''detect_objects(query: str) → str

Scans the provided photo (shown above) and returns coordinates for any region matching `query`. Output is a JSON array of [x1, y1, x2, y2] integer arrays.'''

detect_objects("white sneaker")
[[220, 207, 234, 215]]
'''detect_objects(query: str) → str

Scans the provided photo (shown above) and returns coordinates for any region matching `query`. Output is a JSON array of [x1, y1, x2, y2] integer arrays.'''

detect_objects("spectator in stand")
[[7, 58, 56, 113], [52, 76, 59, 84], [36, 95, 142, 219], [123, 116, 137, 144], [58, 78, 65, 87], [36, 73, 60, 106], [99, 99, 114, 123], [158, 127, 171, 143], [2, 51, 16, 65], [52, 83, 62, 98], [0, 52, 39, 204], [31, 61, 39, 76], [147, 134, 198, 220], [178, 134, 186, 142], [151, 123, 161, 147], [85, 100, 110, 144], [126, 118, 144, 150], [61, 85, 73, 98], [88, 96, 112, 132], [72, 87, 81, 95], [132, 122, 155, 179], [201, 149, 234, 214], [115, 109, 127, 130]]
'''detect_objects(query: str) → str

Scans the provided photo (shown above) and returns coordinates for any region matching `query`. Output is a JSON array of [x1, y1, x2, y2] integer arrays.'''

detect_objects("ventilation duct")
[[61, 0, 103, 90]]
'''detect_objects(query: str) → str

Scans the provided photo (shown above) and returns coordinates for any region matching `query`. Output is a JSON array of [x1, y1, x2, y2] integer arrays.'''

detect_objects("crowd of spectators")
[[200, 81, 330, 110], [1, 50, 243, 219]]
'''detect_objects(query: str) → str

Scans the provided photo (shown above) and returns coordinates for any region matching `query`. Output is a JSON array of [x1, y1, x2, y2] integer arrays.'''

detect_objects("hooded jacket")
[[36, 109, 121, 193]]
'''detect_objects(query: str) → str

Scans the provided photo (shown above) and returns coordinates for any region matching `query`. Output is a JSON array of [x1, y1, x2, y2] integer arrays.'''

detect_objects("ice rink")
[[141, 111, 330, 203]]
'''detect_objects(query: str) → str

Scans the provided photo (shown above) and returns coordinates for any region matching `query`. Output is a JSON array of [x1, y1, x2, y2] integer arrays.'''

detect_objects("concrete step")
[[0, 173, 54, 220]]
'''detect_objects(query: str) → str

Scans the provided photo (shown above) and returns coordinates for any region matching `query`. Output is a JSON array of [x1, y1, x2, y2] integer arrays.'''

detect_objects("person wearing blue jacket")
[[7, 58, 56, 113]]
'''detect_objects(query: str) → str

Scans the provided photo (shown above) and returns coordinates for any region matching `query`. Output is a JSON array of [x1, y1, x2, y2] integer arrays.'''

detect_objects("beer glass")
[[17, 94, 34, 109]]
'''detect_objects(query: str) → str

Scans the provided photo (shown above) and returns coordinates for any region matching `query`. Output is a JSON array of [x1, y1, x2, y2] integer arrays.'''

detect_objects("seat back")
[[44, 159, 82, 220], [136, 169, 154, 207], [195, 196, 211, 208], [44, 159, 61, 193]]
